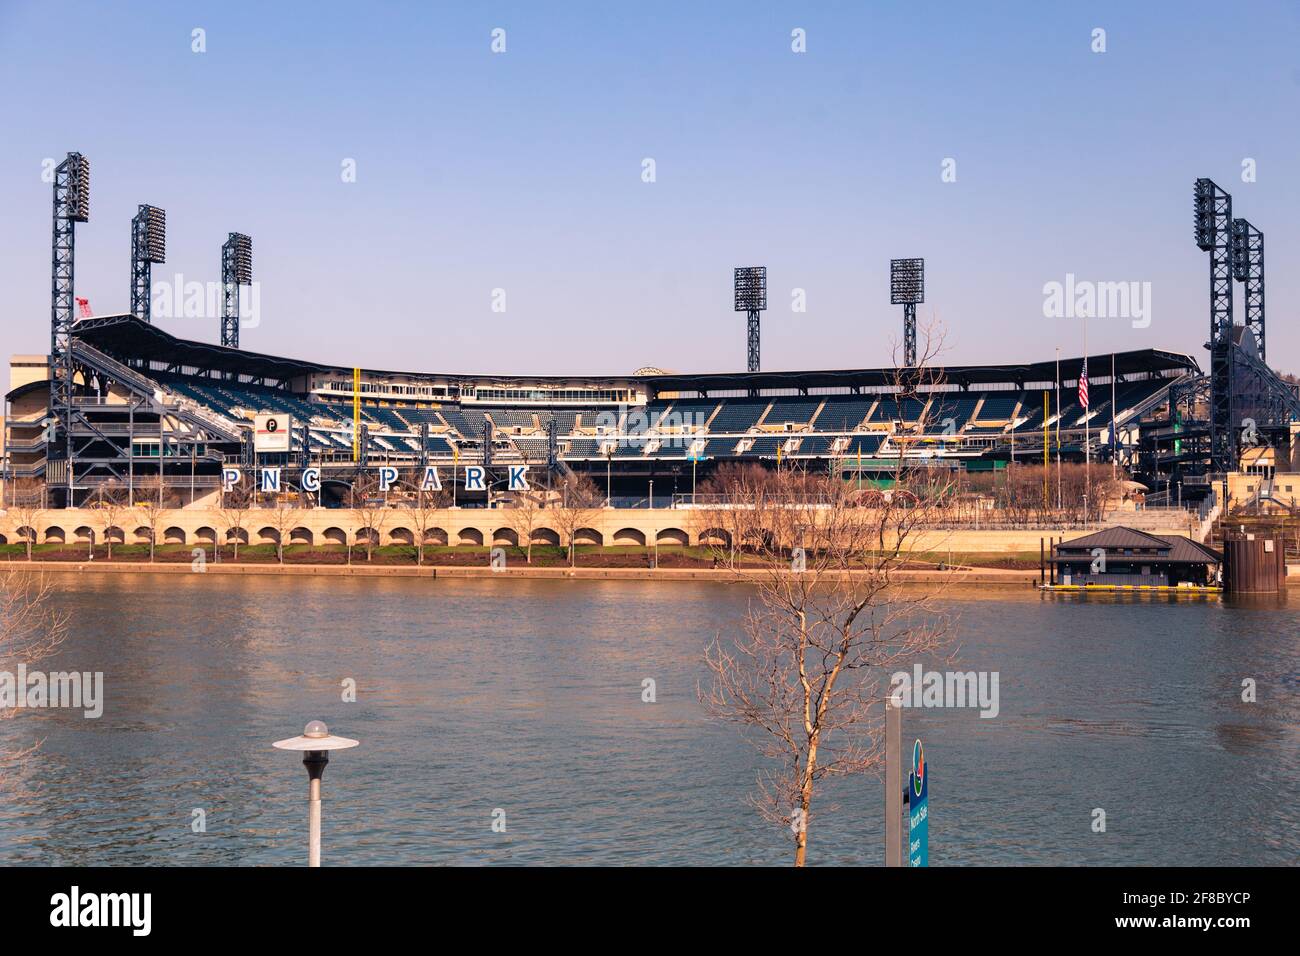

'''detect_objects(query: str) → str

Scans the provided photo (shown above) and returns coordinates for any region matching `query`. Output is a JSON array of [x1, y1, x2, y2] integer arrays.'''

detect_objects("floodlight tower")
[[130, 205, 166, 322], [221, 232, 253, 347], [1193, 178, 1234, 472], [890, 258, 925, 368], [1230, 218, 1265, 362], [733, 266, 767, 372], [49, 151, 91, 506]]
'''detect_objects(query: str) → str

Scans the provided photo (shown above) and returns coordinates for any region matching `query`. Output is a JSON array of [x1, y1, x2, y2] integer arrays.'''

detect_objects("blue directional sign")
[[908, 738, 928, 867]]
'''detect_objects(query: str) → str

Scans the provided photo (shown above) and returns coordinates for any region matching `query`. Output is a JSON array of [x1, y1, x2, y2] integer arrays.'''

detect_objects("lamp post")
[[273, 720, 359, 867]]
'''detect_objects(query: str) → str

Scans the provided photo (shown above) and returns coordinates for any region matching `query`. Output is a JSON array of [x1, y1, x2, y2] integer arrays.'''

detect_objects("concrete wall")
[[0, 505, 1060, 553]]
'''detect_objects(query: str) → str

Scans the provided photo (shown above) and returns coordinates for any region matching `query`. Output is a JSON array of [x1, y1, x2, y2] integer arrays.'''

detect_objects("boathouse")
[[1048, 527, 1222, 588]]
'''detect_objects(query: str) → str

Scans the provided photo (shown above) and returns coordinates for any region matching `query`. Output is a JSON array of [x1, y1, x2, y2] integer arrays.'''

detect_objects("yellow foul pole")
[[352, 367, 361, 462]]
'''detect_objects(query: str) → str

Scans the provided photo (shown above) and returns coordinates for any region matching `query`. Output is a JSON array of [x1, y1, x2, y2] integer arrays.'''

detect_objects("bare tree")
[[90, 482, 127, 560], [7, 479, 45, 561], [504, 489, 546, 563], [134, 476, 171, 563], [349, 474, 387, 561], [407, 481, 450, 566], [0, 572, 70, 798], [550, 472, 602, 566], [265, 497, 299, 565], [217, 481, 253, 561], [700, 470, 957, 866]]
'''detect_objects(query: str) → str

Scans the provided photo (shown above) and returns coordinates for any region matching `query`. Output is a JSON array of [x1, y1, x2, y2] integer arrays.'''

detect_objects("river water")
[[0, 573, 1295, 866]]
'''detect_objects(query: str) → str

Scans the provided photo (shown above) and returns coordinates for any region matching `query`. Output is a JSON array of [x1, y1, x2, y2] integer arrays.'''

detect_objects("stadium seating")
[[974, 392, 1020, 420], [708, 399, 769, 433], [764, 399, 821, 426], [813, 399, 874, 432], [868, 396, 927, 422]]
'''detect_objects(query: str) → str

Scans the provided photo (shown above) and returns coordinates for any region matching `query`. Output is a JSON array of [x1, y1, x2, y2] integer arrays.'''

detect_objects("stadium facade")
[[6, 152, 1299, 511], [6, 310, 1208, 508]]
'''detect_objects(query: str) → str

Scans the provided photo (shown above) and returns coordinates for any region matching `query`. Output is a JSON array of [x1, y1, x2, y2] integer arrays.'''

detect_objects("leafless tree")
[[134, 476, 173, 563], [7, 479, 45, 561], [349, 474, 387, 561], [551, 472, 602, 566], [90, 482, 127, 560], [265, 497, 299, 564], [407, 480, 450, 566], [217, 481, 253, 561], [0, 572, 70, 798], [504, 489, 546, 563], [700, 470, 957, 866]]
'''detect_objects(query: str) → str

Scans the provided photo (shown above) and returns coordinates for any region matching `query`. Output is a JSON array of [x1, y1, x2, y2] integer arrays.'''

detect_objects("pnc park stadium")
[[4, 154, 1299, 518]]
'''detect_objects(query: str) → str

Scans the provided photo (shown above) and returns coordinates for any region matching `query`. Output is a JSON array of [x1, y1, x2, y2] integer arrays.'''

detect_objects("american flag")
[[1078, 357, 1089, 409]]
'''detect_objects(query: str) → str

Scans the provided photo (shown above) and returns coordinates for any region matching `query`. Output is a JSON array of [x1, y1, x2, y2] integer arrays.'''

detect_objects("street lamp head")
[[273, 720, 359, 752]]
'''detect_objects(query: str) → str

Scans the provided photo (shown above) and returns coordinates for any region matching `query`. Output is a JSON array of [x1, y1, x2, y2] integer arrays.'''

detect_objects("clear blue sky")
[[2, 1, 1298, 376]]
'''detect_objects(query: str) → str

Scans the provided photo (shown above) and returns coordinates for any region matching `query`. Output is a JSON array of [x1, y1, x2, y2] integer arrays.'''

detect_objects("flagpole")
[[1055, 347, 1061, 511], [1083, 321, 1090, 524], [1111, 352, 1117, 481]]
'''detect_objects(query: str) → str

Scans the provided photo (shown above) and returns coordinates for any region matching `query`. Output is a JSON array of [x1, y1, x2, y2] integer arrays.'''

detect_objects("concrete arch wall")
[[458, 527, 484, 546], [195, 526, 217, 544], [1, 505, 1090, 559], [44, 526, 66, 544], [493, 527, 518, 547], [73, 525, 94, 542], [613, 527, 646, 547], [389, 527, 414, 545], [289, 526, 314, 546], [531, 527, 560, 546], [163, 526, 186, 545], [424, 527, 449, 546], [656, 527, 689, 546], [256, 527, 281, 545], [323, 527, 347, 546]]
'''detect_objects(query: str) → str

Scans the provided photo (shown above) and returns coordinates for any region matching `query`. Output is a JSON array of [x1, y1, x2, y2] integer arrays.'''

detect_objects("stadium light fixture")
[[273, 720, 359, 867], [734, 266, 767, 373], [221, 232, 253, 347], [50, 151, 91, 507], [65, 153, 91, 223], [890, 258, 925, 367], [1192, 178, 1234, 472], [131, 205, 166, 322]]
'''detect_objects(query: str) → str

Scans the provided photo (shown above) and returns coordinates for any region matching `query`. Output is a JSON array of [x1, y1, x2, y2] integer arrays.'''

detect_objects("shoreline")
[[0, 559, 1041, 587]]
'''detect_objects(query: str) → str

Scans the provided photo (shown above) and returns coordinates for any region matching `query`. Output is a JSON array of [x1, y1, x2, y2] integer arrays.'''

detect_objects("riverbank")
[[1, 558, 1041, 586]]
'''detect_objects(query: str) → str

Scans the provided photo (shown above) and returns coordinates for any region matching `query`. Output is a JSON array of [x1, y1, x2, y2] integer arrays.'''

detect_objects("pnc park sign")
[[221, 464, 532, 495]]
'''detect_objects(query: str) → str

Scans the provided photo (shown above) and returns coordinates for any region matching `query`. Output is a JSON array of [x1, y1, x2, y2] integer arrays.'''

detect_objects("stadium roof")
[[72, 313, 1200, 392], [71, 314, 629, 385], [644, 349, 1200, 396]]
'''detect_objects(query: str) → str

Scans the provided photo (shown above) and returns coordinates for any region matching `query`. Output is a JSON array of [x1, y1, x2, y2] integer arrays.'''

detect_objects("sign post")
[[908, 738, 929, 867], [885, 691, 903, 866]]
